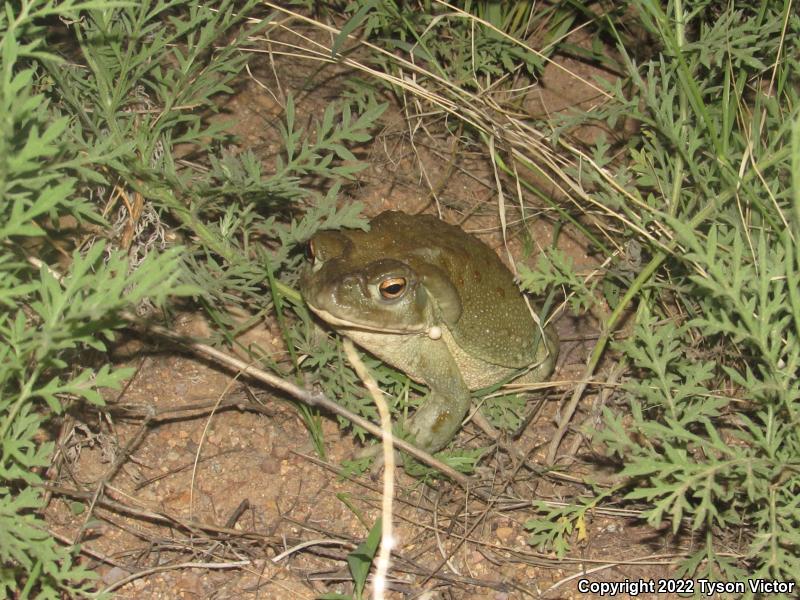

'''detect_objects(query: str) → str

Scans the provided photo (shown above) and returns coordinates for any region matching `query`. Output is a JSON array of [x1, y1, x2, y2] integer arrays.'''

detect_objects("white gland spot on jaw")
[[427, 326, 442, 340]]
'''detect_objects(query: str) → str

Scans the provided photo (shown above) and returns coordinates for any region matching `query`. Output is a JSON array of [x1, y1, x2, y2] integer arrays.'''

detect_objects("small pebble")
[[495, 526, 514, 542], [272, 445, 290, 460], [260, 457, 279, 474]]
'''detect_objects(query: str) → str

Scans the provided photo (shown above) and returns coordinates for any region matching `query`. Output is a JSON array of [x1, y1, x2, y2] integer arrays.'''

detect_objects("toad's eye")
[[379, 277, 407, 299], [306, 240, 316, 261]]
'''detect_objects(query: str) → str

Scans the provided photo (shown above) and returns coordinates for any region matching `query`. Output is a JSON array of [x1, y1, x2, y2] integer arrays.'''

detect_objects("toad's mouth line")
[[305, 303, 429, 336]]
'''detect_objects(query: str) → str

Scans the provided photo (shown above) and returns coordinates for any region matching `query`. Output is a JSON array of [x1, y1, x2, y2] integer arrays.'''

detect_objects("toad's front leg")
[[401, 339, 472, 453]]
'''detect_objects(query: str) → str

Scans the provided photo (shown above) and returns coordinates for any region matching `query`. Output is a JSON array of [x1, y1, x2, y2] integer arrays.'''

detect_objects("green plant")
[[331, 0, 567, 90], [1, 0, 388, 595], [318, 518, 382, 600], [521, 0, 800, 584], [0, 0, 199, 593]]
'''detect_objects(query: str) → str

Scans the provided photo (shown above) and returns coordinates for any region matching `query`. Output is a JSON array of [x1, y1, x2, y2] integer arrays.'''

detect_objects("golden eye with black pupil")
[[379, 277, 407, 299]]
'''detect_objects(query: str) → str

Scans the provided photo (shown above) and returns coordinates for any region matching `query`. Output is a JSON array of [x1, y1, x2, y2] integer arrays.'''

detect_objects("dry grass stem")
[[343, 338, 396, 600]]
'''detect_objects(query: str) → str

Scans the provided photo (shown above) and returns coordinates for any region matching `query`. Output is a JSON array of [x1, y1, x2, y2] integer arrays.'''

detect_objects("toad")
[[301, 211, 557, 452]]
